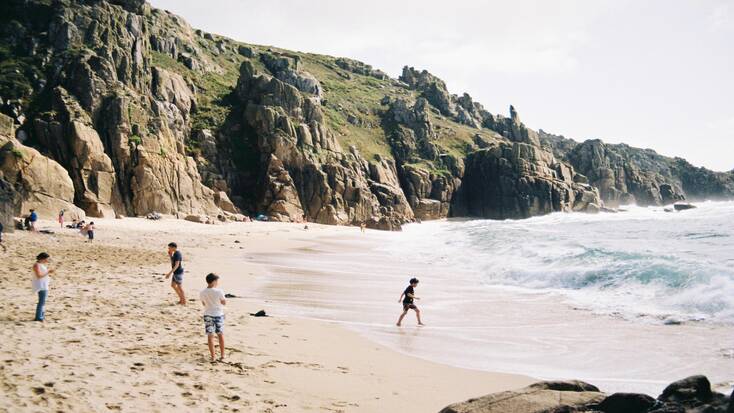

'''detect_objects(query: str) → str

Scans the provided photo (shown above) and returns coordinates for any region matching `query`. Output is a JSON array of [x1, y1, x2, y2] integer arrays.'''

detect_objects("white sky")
[[149, 0, 734, 171]]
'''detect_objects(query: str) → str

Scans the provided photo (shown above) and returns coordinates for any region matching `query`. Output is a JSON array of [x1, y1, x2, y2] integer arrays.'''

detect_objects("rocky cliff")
[[541, 130, 734, 207], [0, 0, 730, 228]]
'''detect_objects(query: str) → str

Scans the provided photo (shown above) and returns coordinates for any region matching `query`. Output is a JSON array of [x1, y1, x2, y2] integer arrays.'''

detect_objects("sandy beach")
[[0, 218, 532, 412]]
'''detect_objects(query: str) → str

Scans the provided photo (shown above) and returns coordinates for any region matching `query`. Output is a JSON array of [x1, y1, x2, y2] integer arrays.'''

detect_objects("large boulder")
[[0, 140, 85, 220], [597, 393, 656, 413], [439, 381, 605, 413], [258, 155, 304, 222], [31, 88, 118, 217], [0, 174, 19, 232]]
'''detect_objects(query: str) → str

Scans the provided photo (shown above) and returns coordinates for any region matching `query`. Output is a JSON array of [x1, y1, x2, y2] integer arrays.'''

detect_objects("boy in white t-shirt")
[[200, 273, 226, 361]]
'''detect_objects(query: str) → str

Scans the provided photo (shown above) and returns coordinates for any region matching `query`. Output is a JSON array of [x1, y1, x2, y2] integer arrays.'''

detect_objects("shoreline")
[[0, 217, 533, 412], [245, 217, 734, 396]]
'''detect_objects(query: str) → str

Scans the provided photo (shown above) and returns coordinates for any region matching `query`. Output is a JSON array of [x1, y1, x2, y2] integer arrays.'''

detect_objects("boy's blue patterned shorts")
[[203, 315, 224, 335]]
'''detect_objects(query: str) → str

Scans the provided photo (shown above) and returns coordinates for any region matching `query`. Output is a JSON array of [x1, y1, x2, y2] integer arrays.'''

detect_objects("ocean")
[[389, 201, 734, 325], [253, 201, 734, 395]]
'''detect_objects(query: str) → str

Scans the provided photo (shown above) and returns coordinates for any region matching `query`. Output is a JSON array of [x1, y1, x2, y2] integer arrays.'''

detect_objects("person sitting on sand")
[[32, 252, 55, 321], [200, 273, 226, 361], [165, 242, 186, 305], [397, 277, 424, 327], [84, 221, 95, 243]]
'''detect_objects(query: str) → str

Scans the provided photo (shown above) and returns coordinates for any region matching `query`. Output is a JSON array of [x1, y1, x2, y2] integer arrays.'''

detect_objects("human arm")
[[165, 259, 180, 278], [220, 290, 226, 305], [398, 292, 404, 303]]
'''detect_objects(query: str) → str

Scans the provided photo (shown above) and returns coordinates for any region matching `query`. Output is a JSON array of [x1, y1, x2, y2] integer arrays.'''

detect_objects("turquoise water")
[[254, 201, 734, 394], [389, 201, 734, 325]]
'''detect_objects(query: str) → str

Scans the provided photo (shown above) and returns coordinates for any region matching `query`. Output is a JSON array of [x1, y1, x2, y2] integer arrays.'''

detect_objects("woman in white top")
[[32, 252, 54, 321]]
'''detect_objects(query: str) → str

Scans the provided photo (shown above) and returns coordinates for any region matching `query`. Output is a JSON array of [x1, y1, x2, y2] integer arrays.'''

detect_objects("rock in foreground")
[[439, 381, 605, 413], [440, 375, 733, 413]]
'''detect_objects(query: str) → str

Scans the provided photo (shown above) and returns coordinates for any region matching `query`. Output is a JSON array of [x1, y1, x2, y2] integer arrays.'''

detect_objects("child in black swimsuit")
[[397, 278, 424, 326]]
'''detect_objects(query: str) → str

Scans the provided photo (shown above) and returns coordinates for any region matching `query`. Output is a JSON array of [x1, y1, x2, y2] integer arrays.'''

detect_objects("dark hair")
[[36, 252, 50, 261], [89, 221, 95, 225], [409, 277, 419, 284], [168, 242, 177, 248], [205, 273, 219, 285]]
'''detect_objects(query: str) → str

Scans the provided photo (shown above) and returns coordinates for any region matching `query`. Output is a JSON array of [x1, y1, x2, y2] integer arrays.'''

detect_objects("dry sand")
[[0, 218, 532, 412]]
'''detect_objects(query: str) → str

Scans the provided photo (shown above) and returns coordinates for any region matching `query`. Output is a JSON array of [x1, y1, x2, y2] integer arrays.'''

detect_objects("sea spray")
[[383, 201, 734, 324]]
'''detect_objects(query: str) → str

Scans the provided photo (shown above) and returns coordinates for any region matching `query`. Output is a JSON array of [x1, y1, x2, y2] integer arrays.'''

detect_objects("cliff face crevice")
[[0, 0, 730, 228]]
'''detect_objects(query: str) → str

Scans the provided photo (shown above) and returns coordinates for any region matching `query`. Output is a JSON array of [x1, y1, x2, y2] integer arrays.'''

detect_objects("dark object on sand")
[[39, 230, 54, 234], [146, 212, 162, 220], [250, 310, 267, 317], [224, 293, 237, 298], [674, 203, 696, 211]]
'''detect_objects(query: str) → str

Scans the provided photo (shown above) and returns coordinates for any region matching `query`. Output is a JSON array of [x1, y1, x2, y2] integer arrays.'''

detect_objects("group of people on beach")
[[29, 241, 228, 361], [25, 217, 423, 362]]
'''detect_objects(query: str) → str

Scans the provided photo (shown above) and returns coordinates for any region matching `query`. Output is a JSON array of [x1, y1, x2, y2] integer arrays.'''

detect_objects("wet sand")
[[248, 228, 734, 396], [0, 218, 532, 412]]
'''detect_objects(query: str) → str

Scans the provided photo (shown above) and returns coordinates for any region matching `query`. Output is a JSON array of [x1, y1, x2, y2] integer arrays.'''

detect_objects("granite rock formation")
[[440, 375, 733, 413], [542, 131, 734, 207], [0, 0, 730, 228]]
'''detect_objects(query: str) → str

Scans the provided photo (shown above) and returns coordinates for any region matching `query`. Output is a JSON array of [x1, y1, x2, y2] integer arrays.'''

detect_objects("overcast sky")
[[150, 0, 733, 171]]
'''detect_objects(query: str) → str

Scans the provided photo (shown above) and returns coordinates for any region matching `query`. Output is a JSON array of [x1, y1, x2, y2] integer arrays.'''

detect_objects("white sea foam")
[[383, 201, 734, 325], [253, 201, 734, 394]]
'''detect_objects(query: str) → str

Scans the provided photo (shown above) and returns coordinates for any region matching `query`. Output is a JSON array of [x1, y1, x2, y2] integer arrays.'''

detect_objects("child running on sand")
[[397, 277, 424, 326], [200, 273, 226, 361], [165, 242, 186, 304], [32, 252, 55, 321]]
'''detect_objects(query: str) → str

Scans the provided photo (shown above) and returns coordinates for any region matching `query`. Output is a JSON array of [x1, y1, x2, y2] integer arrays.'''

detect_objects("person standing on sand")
[[58, 209, 65, 228], [32, 252, 54, 321], [397, 277, 424, 327], [85, 221, 95, 243], [165, 242, 186, 304], [200, 273, 226, 361], [360, 222, 366, 233], [28, 209, 38, 232]]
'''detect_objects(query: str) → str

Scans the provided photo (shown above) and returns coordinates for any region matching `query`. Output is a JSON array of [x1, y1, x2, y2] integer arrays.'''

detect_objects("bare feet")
[[396, 323, 401, 327], [418, 323, 425, 326]]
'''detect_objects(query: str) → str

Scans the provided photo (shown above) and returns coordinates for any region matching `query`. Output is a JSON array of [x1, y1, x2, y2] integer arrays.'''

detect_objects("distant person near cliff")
[[58, 209, 65, 228], [25, 209, 38, 232], [0, 222, 5, 252], [397, 278, 424, 327], [165, 242, 186, 305]]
